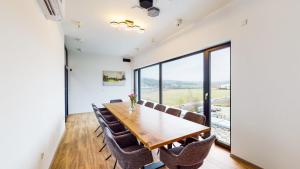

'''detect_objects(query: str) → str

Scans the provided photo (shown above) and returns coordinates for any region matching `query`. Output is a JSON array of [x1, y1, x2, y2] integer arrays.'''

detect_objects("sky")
[[141, 47, 230, 82]]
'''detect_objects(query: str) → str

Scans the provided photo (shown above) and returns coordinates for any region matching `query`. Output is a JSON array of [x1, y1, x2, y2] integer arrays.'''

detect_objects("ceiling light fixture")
[[110, 21, 119, 28], [110, 20, 145, 33]]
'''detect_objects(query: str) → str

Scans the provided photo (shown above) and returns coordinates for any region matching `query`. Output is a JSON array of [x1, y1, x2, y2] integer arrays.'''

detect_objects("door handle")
[[205, 93, 209, 101]]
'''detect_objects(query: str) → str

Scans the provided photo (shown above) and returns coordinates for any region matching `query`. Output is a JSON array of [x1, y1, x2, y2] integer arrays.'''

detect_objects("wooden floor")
[[51, 113, 256, 169]]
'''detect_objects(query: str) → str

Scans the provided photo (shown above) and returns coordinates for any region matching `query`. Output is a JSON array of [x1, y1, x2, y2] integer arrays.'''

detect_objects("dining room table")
[[103, 102, 210, 169]]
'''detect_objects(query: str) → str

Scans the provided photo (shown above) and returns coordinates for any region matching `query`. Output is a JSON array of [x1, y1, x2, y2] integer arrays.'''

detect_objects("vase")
[[130, 101, 136, 111]]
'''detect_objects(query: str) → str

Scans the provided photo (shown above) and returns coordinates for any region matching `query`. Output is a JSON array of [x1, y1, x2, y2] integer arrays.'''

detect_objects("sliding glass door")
[[134, 42, 231, 148], [209, 46, 231, 146]]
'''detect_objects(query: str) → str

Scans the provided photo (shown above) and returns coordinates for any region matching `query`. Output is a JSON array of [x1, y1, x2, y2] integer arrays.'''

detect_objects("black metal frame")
[[203, 50, 211, 127], [134, 70, 137, 95], [133, 42, 231, 149], [159, 64, 163, 104], [64, 46, 69, 122], [134, 69, 141, 100], [205, 43, 231, 149]]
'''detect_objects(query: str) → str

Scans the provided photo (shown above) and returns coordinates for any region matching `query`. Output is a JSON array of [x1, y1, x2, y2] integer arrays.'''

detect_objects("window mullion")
[[159, 64, 162, 104]]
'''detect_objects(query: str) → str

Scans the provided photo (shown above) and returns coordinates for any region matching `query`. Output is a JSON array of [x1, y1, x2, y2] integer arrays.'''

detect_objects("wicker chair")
[[160, 135, 216, 169]]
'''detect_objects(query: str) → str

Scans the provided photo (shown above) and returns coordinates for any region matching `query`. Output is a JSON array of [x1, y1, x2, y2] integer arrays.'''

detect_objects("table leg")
[[144, 161, 165, 169]]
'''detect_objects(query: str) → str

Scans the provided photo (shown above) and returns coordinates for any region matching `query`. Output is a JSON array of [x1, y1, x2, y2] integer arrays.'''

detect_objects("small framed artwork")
[[103, 71, 126, 86]]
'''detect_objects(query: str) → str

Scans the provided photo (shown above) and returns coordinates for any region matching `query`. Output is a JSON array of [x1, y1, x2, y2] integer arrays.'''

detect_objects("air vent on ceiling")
[[38, 0, 64, 21]]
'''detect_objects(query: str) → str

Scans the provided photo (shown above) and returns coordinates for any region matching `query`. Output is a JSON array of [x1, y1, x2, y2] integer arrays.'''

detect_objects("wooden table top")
[[103, 102, 210, 150]]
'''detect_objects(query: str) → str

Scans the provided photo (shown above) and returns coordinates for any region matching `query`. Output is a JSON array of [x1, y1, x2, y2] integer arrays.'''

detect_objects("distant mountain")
[[163, 79, 202, 89], [141, 78, 202, 89], [211, 81, 230, 88], [141, 78, 229, 89], [141, 78, 160, 88]]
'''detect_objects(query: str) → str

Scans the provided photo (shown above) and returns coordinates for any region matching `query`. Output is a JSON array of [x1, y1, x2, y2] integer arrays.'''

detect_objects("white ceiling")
[[62, 0, 232, 57]]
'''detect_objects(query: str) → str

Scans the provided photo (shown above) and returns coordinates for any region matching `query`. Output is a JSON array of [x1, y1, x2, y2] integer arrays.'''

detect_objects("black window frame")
[[133, 42, 231, 149], [133, 69, 141, 100]]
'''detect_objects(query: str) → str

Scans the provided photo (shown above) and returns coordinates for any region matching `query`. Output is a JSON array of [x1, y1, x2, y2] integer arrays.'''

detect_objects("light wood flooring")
[[50, 113, 257, 169]]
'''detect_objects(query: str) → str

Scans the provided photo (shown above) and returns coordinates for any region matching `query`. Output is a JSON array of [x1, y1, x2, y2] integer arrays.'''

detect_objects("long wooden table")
[[103, 102, 210, 150]]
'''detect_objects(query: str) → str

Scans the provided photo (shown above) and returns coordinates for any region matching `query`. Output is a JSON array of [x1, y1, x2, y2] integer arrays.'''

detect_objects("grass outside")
[[104, 79, 123, 82], [141, 88, 230, 108], [141, 88, 231, 144]]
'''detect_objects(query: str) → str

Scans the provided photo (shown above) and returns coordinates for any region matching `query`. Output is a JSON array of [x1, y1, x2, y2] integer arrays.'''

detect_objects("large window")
[[140, 65, 159, 103], [162, 53, 204, 112], [134, 42, 231, 148]]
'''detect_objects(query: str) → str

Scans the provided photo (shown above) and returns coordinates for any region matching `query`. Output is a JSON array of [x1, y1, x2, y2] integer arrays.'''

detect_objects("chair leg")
[[97, 131, 103, 137], [94, 125, 100, 132], [99, 144, 106, 152], [113, 159, 117, 169], [105, 154, 111, 161]]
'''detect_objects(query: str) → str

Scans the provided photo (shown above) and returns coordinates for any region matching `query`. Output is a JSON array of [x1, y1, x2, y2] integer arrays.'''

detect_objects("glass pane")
[[210, 47, 231, 145], [140, 65, 159, 103], [162, 53, 204, 113]]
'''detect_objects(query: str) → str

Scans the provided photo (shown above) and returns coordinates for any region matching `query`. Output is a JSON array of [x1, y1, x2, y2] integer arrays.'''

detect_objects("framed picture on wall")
[[103, 71, 126, 86]]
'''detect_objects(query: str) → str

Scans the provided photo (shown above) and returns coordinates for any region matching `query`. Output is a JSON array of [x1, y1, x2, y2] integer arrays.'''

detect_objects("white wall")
[[0, 1, 65, 169], [68, 52, 132, 113], [133, 0, 300, 168]]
